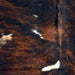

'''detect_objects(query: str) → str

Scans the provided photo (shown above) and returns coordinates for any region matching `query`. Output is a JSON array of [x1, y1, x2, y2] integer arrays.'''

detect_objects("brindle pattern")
[[0, 0, 75, 75], [61, 0, 75, 75]]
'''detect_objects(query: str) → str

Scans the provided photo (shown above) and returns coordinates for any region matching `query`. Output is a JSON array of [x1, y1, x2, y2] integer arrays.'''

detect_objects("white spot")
[[31, 29, 43, 39], [42, 60, 60, 72], [0, 33, 13, 46], [33, 14, 38, 18]]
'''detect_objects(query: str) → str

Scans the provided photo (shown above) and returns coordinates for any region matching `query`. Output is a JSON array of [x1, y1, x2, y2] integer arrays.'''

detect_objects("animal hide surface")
[[0, 0, 75, 75]]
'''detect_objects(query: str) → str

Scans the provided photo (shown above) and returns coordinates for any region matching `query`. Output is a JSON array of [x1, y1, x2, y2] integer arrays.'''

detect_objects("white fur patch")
[[0, 33, 13, 46], [33, 14, 38, 18], [31, 29, 43, 39], [42, 60, 60, 72]]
